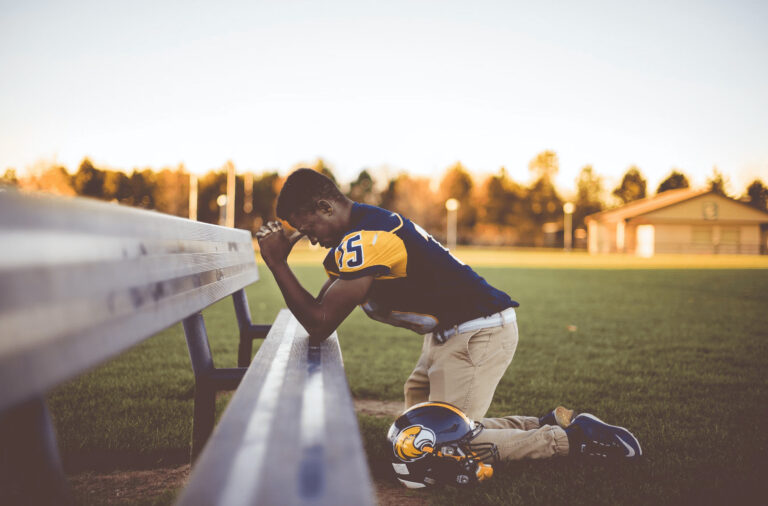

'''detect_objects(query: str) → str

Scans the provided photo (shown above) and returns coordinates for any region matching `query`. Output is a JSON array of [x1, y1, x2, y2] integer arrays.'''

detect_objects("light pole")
[[243, 172, 253, 215], [445, 198, 459, 250], [188, 172, 198, 221], [563, 202, 574, 251], [225, 161, 236, 228], [217, 194, 228, 226]]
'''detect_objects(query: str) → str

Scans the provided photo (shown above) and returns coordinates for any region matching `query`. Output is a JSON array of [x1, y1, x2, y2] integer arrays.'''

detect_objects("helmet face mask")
[[387, 402, 499, 488]]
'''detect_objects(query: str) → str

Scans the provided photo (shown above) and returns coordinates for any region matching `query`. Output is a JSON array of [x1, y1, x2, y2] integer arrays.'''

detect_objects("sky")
[[1, 0, 767, 196]]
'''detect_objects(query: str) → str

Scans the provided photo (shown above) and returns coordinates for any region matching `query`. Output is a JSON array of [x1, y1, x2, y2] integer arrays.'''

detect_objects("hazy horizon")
[[2, 0, 767, 194]]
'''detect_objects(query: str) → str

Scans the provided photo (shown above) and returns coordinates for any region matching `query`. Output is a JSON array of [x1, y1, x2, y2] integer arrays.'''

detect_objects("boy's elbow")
[[301, 303, 351, 344], [304, 316, 335, 344], [307, 325, 335, 345], [307, 332, 329, 347]]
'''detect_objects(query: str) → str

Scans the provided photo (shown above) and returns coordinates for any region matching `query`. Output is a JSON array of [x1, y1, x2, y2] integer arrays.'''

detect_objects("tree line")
[[2, 153, 766, 247]]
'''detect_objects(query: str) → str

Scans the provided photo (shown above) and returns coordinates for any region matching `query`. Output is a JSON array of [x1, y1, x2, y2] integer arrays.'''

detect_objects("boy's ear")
[[316, 199, 334, 215]]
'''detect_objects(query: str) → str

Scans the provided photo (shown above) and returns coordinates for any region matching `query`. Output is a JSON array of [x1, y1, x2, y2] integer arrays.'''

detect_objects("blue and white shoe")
[[565, 413, 642, 459]]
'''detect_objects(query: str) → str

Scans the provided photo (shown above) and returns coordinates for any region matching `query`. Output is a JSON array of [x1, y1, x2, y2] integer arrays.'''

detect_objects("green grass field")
[[49, 250, 768, 505]]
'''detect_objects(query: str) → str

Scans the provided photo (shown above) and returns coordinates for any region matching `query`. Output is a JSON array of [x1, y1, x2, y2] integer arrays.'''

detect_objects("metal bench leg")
[[232, 289, 270, 367], [183, 313, 217, 463], [0, 397, 72, 506], [183, 312, 249, 462], [190, 382, 216, 463]]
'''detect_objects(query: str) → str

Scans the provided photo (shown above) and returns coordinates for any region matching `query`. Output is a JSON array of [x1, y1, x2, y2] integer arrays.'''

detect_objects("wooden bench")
[[0, 190, 375, 505]]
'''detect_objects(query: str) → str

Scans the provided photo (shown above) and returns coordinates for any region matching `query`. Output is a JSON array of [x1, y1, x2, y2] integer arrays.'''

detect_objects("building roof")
[[585, 188, 713, 223]]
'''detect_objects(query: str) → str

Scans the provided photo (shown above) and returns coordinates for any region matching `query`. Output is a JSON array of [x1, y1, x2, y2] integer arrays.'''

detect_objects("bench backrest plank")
[[0, 190, 258, 413], [176, 309, 376, 506]]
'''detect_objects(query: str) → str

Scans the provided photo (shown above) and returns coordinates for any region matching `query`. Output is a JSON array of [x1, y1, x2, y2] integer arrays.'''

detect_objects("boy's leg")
[[403, 334, 431, 410], [480, 406, 575, 430], [474, 425, 570, 460], [427, 320, 518, 421], [479, 415, 539, 430]]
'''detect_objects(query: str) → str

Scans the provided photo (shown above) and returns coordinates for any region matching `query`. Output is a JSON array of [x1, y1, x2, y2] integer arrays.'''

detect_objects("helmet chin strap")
[[425, 446, 461, 461], [475, 461, 494, 482], [425, 445, 494, 484]]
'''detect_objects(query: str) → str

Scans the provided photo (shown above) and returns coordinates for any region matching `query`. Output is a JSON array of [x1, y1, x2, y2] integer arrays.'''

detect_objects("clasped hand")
[[255, 221, 303, 268]]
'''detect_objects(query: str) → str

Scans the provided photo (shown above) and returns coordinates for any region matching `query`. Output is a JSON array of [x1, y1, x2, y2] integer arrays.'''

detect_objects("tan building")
[[585, 188, 768, 256]]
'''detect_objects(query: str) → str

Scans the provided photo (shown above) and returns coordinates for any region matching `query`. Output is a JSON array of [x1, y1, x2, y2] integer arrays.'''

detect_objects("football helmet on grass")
[[387, 401, 498, 488]]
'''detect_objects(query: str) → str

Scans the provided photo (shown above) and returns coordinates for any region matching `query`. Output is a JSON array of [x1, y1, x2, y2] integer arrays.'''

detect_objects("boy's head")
[[276, 168, 344, 219], [276, 168, 350, 248]]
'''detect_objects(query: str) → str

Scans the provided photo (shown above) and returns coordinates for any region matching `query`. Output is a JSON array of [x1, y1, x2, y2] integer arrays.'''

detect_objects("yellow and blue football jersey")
[[323, 203, 518, 334]]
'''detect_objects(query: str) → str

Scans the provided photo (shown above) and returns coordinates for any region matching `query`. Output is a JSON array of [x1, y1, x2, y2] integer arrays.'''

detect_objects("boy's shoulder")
[[322, 204, 407, 278], [348, 203, 404, 235]]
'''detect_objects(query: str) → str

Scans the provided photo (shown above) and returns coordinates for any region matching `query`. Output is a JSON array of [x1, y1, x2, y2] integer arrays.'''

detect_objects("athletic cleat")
[[565, 413, 642, 459], [539, 406, 575, 428]]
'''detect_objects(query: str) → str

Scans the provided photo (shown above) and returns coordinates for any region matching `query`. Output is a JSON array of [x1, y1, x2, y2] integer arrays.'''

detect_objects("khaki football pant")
[[403, 318, 569, 460]]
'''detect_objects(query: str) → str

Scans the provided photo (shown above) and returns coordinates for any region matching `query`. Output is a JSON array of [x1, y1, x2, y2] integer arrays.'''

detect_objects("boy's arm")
[[316, 277, 335, 301], [266, 261, 372, 343], [257, 223, 373, 344]]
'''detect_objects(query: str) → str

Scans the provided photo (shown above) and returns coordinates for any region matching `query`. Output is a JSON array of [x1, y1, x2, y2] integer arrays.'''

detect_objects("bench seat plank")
[[0, 190, 258, 412], [176, 309, 376, 506]]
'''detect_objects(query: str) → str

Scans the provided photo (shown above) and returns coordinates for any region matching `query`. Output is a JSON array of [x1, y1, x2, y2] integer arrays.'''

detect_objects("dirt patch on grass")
[[67, 399, 409, 505], [69, 467, 427, 506], [64, 449, 189, 473], [69, 465, 190, 505], [373, 478, 430, 506], [354, 398, 403, 419]]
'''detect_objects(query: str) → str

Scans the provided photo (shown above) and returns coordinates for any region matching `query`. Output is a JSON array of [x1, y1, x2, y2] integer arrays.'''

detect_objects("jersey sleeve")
[[323, 249, 340, 278], [334, 230, 407, 280]]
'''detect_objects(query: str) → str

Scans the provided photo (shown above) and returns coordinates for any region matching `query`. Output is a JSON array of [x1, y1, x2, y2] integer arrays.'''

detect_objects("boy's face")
[[287, 201, 343, 249]]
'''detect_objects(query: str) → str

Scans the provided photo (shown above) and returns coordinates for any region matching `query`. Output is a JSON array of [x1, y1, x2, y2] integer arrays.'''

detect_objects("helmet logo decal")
[[394, 425, 436, 462]]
